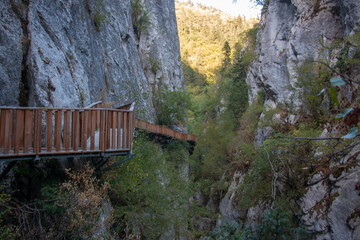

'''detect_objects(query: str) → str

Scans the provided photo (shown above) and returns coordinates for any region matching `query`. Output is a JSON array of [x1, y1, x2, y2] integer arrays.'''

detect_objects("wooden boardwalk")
[[0, 102, 196, 160]]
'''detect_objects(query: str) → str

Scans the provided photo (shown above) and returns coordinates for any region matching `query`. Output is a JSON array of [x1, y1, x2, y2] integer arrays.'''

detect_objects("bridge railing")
[[0, 105, 135, 158], [135, 119, 197, 142]]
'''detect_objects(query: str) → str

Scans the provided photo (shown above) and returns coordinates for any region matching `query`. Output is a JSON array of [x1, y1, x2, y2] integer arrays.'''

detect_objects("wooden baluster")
[[0, 110, 5, 150], [117, 112, 121, 149], [79, 111, 82, 149], [23, 110, 33, 153], [46, 110, 53, 152], [106, 111, 111, 150], [54, 111, 62, 152], [97, 109, 100, 129], [34, 109, 42, 154], [123, 112, 127, 149], [128, 112, 132, 149], [82, 111, 88, 151], [99, 110, 106, 152], [3, 110, 12, 154], [91, 110, 96, 150], [64, 110, 71, 152], [14, 110, 24, 154], [132, 113, 136, 147], [73, 110, 80, 151], [112, 111, 116, 149]]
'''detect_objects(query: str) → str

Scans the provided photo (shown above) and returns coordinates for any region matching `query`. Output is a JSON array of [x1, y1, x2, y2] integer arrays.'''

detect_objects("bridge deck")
[[0, 102, 196, 160]]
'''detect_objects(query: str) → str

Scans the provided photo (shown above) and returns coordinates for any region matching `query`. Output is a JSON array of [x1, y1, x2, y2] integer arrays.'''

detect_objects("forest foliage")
[[175, 1, 259, 83]]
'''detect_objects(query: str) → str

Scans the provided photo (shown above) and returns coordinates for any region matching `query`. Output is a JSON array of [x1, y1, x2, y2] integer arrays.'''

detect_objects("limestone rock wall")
[[246, 0, 360, 108], [0, 0, 184, 122], [236, 1, 360, 239]]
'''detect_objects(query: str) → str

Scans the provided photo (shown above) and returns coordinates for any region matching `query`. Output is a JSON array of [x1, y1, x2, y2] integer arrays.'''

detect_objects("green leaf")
[[341, 127, 359, 139], [330, 76, 345, 86], [336, 107, 353, 119], [329, 87, 340, 106]]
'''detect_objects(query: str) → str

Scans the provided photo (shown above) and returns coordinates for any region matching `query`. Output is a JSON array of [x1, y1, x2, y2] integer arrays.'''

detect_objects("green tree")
[[222, 41, 231, 70], [106, 137, 190, 239]]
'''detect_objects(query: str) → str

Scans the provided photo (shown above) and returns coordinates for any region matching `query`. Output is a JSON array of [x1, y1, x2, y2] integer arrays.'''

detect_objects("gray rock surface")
[[299, 145, 360, 240], [0, 0, 24, 106], [217, 171, 246, 226], [139, 0, 184, 92], [246, 0, 360, 109], [0, 0, 184, 122]]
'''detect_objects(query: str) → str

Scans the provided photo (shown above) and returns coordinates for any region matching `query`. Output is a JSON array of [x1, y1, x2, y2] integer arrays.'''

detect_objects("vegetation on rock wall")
[[131, 0, 151, 40]]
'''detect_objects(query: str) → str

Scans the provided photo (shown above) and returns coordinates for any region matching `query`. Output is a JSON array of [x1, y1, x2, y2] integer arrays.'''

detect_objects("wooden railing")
[[0, 101, 197, 160], [135, 119, 197, 142], [0, 104, 135, 158]]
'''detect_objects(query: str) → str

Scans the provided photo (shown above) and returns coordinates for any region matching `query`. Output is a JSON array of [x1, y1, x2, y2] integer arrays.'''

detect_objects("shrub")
[[0, 185, 18, 240], [210, 209, 311, 240], [93, 0, 108, 32], [149, 57, 161, 74], [49, 164, 112, 239], [131, 0, 151, 39]]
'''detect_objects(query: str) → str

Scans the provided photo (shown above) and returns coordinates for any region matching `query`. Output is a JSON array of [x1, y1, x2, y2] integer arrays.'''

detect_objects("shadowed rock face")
[[246, 0, 360, 109], [0, 0, 184, 122]]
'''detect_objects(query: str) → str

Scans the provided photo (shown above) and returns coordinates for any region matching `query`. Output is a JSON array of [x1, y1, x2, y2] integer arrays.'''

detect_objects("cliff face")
[[230, 0, 360, 239], [0, 0, 184, 121], [246, 0, 359, 108], [139, 0, 184, 92]]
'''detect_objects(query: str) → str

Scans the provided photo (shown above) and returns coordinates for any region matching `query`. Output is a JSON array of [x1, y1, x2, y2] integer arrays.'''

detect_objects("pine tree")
[[222, 41, 231, 69]]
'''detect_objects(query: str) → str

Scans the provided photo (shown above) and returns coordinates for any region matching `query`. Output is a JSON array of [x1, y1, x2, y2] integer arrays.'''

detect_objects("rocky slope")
[[0, 0, 184, 121], [216, 0, 360, 239]]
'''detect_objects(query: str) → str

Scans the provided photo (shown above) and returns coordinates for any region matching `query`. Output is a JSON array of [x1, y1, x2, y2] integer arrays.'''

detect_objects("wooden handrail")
[[85, 101, 103, 109]]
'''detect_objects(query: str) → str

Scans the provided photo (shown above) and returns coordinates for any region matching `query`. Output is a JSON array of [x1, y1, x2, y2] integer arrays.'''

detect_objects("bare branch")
[[303, 140, 360, 161], [312, 60, 360, 85], [271, 135, 347, 142]]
